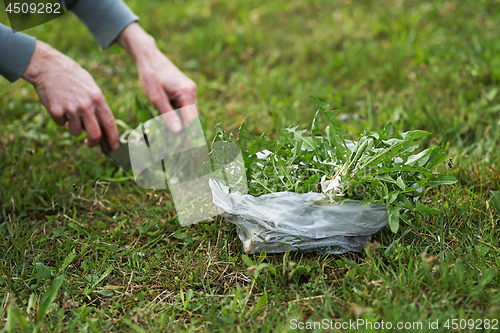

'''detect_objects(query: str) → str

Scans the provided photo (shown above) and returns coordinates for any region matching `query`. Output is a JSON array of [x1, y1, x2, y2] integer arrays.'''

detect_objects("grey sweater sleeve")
[[0, 0, 138, 82], [0, 24, 36, 82], [71, 0, 139, 50]]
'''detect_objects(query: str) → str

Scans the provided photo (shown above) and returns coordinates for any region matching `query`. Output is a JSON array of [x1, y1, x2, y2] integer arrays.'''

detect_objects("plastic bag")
[[209, 180, 389, 254]]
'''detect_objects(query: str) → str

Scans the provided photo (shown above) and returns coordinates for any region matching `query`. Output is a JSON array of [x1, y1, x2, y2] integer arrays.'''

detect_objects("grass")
[[1, 0, 500, 331]]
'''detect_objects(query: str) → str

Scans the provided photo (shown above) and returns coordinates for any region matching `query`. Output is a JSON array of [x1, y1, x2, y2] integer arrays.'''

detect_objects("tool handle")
[[98, 125, 112, 155]]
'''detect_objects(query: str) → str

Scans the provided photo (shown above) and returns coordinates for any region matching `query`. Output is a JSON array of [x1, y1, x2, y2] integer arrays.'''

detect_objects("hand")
[[118, 23, 198, 132], [21, 41, 120, 149]]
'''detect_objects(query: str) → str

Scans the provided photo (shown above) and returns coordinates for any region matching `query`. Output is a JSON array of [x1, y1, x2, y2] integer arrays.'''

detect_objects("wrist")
[[117, 23, 158, 65], [21, 41, 54, 84]]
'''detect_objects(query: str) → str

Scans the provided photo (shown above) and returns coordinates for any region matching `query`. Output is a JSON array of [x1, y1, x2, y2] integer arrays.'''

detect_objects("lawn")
[[1, 0, 500, 331]]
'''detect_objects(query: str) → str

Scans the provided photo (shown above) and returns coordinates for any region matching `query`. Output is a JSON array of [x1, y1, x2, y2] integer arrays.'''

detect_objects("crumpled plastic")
[[209, 179, 389, 254]]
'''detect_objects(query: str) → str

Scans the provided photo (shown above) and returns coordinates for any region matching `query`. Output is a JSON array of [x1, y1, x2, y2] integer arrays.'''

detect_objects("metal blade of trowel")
[[100, 139, 133, 171], [98, 124, 134, 171]]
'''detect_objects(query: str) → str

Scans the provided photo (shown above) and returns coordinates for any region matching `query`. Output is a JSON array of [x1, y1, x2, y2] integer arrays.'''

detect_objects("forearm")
[[116, 22, 159, 66], [116, 22, 198, 131], [21, 41, 55, 85]]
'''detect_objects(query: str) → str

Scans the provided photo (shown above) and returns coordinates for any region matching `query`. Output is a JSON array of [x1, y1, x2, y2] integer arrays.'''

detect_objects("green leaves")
[[395, 176, 406, 190], [36, 275, 64, 324], [5, 305, 28, 332], [415, 201, 440, 214], [91, 265, 114, 288], [405, 148, 432, 166], [388, 205, 401, 233], [253, 292, 267, 313], [401, 130, 432, 141], [222, 96, 459, 234], [381, 122, 394, 139], [479, 267, 496, 287], [309, 95, 329, 109], [35, 263, 51, 281], [427, 175, 458, 187], [58, 250, 77, 274], [241, 255, 254, 267]]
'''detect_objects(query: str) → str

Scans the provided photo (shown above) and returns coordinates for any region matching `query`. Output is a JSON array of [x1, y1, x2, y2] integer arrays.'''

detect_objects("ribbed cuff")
[[72, 0, 139, 50], [0, 23, 36, 83]]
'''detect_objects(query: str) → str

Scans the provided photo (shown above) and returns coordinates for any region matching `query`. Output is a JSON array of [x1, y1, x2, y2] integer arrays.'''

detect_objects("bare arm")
[[117, 23, 199, 132]]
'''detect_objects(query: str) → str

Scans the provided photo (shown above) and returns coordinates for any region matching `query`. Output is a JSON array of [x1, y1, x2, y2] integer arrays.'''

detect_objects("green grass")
[[1, 0, 500, 331]]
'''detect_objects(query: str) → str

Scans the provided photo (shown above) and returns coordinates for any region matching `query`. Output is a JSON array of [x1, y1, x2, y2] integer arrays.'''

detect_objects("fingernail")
[[112, 142, 120, 150], [171, 121, 182, 133]]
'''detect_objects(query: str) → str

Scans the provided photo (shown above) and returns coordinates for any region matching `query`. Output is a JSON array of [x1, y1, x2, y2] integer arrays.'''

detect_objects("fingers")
[[64, 110, 83, 135], [47, 95, 118, 150], [29, 47, 119, 150], [81, 109, 102, 148], [177, 89, 199, 127], [95, 99, 120, 150], [161, 110, 183, 133], [48, 107, 67, 126], [150, 91, 183, 133]]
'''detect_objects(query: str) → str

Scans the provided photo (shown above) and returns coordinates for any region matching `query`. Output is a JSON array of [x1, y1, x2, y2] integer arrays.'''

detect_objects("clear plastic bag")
[[209, 180, 389, 254]]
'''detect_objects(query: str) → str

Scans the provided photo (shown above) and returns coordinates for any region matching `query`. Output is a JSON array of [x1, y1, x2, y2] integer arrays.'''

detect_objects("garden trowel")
[[99, 139, 133, 172]]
